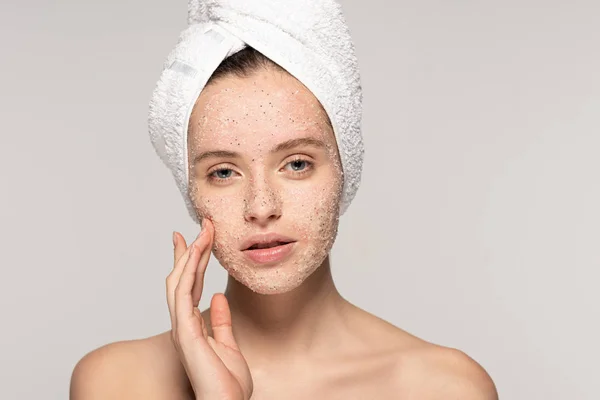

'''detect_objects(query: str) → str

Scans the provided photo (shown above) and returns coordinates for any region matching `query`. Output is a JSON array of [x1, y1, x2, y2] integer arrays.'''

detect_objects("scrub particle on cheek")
[[190, 179, 342, 295], [181, 71, 347, 295], [206, 180, 334, 295]]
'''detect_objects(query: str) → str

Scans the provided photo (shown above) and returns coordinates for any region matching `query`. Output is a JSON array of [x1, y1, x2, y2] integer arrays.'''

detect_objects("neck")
[[223, 255, 350, 364]]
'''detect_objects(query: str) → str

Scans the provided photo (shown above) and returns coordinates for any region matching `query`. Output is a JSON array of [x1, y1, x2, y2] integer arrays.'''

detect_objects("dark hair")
[[206, 46, 285, 85]]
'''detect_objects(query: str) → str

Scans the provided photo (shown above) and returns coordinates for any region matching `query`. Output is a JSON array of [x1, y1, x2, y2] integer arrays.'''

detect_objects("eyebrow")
[[192, 137, 327, 164]]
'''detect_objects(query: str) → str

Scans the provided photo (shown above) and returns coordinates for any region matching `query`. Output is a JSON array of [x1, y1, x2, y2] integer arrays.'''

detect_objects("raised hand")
[[167, 219, 253, 400]]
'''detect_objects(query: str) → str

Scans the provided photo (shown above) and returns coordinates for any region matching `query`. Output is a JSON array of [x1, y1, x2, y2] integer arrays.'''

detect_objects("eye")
[[207, 167, 238, 183], [282, 157, 314, 175], [214, 169, 233, 179], [289, 160, 308, 171]]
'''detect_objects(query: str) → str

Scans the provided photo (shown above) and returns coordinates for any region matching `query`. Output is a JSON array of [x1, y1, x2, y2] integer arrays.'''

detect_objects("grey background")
[[1, 0, 598, 399]]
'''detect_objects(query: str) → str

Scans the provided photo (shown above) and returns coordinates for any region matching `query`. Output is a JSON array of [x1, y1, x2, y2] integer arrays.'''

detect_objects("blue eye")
[[289, 160, 308, 171], [283, 158, 313, 176], [212, 169, 233, 179]]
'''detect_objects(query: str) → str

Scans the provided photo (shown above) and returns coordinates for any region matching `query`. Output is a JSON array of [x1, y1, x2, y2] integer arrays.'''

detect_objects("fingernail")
[[172, 231, 177, 247]]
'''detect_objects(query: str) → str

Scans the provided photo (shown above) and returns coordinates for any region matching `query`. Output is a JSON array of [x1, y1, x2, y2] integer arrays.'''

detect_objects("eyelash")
[[206, 157, 314, 183]]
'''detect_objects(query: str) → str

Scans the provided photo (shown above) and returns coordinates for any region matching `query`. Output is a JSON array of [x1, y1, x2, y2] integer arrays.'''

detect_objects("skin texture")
[[187, 67, 343, 295], [70, 66, 499, 400]]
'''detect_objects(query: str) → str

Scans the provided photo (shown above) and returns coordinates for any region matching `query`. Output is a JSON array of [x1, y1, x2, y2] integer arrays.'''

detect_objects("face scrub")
[[187, 68, 344, 295]]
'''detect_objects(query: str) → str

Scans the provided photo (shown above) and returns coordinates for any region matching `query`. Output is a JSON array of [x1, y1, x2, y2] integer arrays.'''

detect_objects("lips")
[[246, 241, 291, 250], [241, 233, 297, 265], [240, 233, 296, 251]]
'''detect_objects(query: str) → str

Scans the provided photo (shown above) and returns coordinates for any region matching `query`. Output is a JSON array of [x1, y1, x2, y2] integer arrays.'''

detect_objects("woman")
[[71, 2, 498, 399]]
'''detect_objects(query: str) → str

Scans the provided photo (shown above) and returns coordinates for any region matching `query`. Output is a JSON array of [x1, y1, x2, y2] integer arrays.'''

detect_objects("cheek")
[[283, 174, 343, 242], [190, 180, 239, 221], [190, 188, 245, 246]]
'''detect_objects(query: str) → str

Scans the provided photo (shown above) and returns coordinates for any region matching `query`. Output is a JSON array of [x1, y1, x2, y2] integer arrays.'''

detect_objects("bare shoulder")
[[392, 342, 499, 400], [345, 305, 497, 399], [70, 331, 192, 400]]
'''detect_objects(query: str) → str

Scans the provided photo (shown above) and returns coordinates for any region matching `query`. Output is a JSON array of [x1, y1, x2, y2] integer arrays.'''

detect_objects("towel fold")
[[149, 0, 364, 224]]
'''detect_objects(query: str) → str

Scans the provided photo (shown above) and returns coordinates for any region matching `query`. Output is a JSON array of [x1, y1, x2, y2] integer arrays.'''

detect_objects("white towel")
[[148, 0, 364, 224]]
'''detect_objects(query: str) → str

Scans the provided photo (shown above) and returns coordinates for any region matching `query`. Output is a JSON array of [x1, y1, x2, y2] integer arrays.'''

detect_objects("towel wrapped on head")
[[148, 0, 364, 224]]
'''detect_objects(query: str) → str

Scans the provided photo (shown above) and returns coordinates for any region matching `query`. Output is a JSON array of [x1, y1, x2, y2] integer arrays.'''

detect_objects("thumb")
[[210, 293, 239, 351]]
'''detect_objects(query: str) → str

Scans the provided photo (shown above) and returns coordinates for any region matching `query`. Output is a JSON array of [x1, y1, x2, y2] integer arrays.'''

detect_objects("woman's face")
[[187, 67, 343, 295]]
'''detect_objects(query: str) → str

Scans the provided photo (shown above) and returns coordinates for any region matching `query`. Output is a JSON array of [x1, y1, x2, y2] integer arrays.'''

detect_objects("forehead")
[[188, 69, 335, 149]]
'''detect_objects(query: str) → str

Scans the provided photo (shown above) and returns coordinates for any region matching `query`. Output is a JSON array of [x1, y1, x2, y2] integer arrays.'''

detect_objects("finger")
[[173, 231, 188, 264], [181, 333, 230, 393], [174, 234, 227, 385], [191, 219, 214, 307], [167, 229, 202, 329], [174, 228, 211, 322], [210, 293, 239, 351], [178, 311, 229, 392], [194, 308, 209, 339]]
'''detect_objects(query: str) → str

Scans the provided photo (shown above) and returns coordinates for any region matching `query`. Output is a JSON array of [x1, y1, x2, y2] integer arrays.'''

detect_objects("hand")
[[167, 219, 253, 400]]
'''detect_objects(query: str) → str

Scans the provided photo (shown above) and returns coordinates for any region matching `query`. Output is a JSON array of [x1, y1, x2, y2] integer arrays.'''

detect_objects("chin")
[[239, 276, 306, 295], [215, 243, 330, 295]]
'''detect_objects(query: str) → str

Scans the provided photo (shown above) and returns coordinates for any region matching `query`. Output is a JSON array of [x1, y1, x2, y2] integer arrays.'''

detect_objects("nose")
[[243, 175, 282, 226]]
